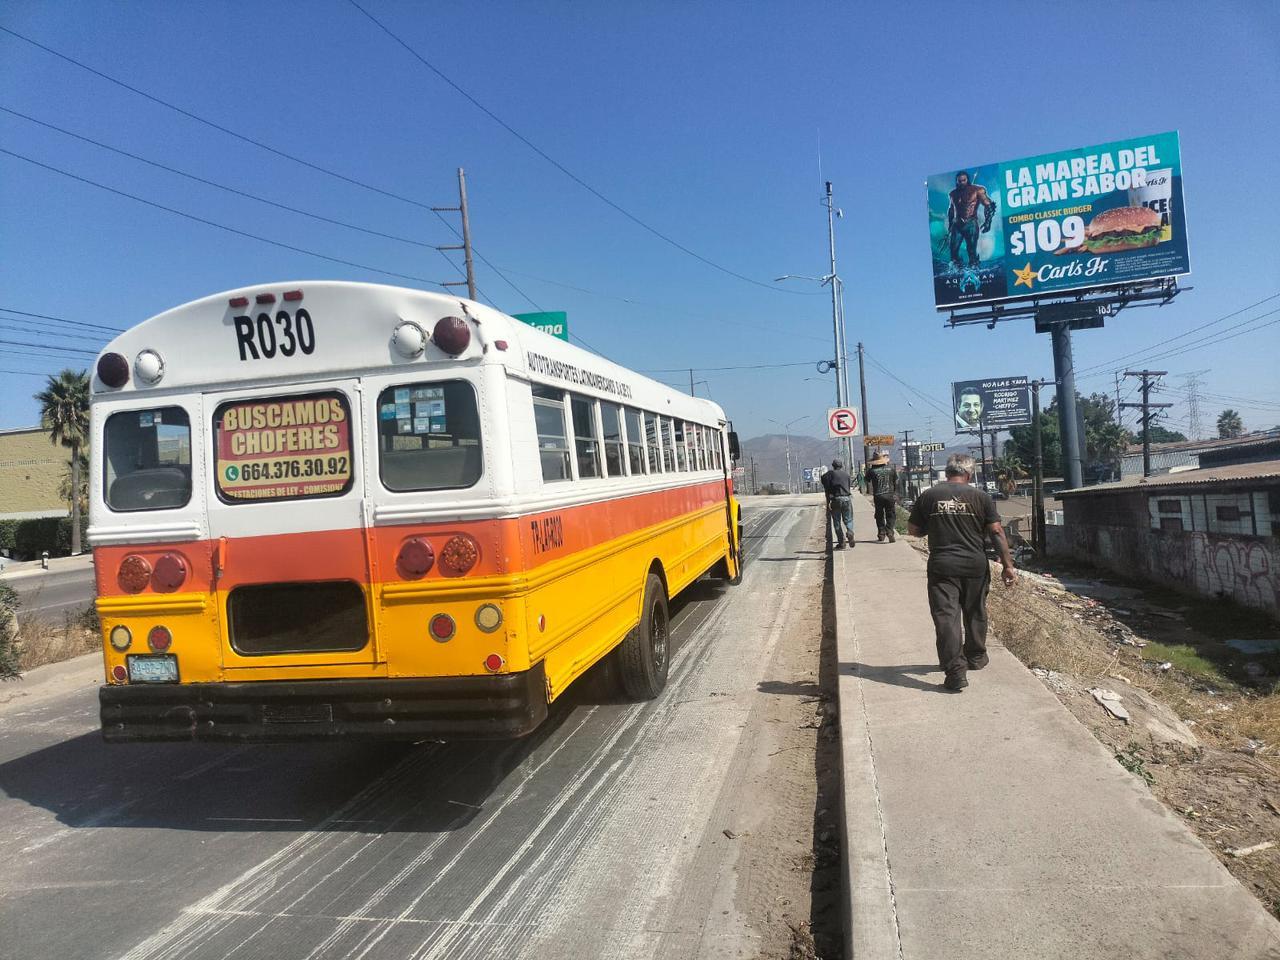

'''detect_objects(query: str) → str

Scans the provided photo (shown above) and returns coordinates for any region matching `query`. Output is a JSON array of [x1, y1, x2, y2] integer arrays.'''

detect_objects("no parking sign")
[[827, 407, 860, 438]]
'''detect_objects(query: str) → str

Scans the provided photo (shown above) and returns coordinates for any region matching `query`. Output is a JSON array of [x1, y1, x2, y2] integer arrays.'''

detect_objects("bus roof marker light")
[[255, 293, 276, 304], [229, 296, 250, 308], [432, 316, 470, 356], [97, 352, 130, 389], [283, 290, 303, 301], [134, 349, 165, 385], [391, 320, 426, 358]]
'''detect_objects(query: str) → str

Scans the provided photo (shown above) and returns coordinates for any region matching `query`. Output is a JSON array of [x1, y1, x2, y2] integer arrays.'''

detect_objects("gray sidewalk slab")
[[834, 494, 1280, 959]]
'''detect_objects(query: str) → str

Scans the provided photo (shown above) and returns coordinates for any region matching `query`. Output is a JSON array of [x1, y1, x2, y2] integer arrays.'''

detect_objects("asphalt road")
[[2, 562, 96, 622], [0, 497, 824, 960]]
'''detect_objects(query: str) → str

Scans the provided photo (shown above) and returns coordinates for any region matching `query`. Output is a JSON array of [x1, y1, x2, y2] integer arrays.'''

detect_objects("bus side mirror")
[[727, 431, 740, 461]]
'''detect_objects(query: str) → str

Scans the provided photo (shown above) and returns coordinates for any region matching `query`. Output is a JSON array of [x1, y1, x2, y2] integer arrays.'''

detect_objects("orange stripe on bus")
[[94, 479, 731, 597]]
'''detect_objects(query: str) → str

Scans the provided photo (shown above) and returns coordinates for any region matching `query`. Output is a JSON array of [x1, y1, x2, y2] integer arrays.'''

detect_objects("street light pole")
[[769, 415, 810, 494]]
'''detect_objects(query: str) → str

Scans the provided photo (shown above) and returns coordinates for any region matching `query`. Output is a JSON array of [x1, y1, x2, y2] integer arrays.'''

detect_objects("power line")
[[639, 359, 825, 374], [0, 306, 124, 333], [0, 321, 113, 342], [0, 337, 97, 355], [0, 27, 542, 313], [0, 147, 455, 288], [1074, 292, 1280, 380], [343, 0, 816, 296], [0, 105, 443, 249]]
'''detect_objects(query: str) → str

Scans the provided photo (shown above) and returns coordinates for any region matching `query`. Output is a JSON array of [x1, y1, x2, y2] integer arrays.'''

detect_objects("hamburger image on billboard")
[[928, 132, 1189, 309]]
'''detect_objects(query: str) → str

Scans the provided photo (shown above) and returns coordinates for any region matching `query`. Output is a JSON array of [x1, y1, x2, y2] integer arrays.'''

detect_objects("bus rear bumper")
[[99, 664, 548, 743]]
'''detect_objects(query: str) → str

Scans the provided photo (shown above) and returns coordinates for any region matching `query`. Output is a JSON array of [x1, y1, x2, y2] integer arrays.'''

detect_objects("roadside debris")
[[1228, 841, 1276, 859], [1090, 688, 1131, 723]]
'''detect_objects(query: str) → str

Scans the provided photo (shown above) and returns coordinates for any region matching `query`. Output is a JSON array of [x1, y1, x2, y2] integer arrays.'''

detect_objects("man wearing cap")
[[908, 453, 1016, 692], [866, 450, 899, 543], [820, 458, 855, 550]]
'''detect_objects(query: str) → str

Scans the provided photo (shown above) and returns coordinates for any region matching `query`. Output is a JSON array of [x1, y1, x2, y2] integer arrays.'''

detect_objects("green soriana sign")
[[927, 132, 1189, 309], [512, 311, 569, 341]]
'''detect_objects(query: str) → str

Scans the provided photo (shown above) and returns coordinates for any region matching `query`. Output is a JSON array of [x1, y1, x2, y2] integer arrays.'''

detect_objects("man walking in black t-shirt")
[[907, 454, 1016, 691], [819, 459, 855, 550]]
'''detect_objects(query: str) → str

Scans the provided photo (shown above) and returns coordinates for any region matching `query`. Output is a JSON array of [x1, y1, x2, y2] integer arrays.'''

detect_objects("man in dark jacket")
[[866, 451, 899, 543], [819, 459, 855, 549], [908, 454, 1016, 692]]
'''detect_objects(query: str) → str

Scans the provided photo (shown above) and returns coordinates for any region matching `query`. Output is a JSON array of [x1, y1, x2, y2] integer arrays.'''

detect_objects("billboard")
[[928, 132, 1188, 309], [951, 376, 1032, 432], [513, 311, 569, 341]]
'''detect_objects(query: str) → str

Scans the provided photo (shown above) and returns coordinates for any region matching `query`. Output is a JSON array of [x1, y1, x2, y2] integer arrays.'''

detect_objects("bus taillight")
[[438, 535, 479, 577], [429, 614, 455, 642], [484, 653, 504, 673], [148, 625, 173, 652], [397, 538, 435, 579], [118, 555, 152, 593], [151, 553, 188, 592]]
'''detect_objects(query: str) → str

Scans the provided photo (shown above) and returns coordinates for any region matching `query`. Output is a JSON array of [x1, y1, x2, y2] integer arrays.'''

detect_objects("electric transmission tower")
[[1181, 369, 1209, 439]]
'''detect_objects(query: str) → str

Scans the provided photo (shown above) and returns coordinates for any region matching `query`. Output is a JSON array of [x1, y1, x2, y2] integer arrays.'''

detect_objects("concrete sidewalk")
[[834, 494, 1280, 959]]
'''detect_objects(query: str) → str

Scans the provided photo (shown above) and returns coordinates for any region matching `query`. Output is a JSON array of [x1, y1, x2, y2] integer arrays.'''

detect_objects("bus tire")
[[618, 572, 670, 700]]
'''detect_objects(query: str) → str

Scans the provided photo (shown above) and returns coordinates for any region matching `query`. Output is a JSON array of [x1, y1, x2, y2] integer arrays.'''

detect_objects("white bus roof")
[[92, 281, 728, 425]]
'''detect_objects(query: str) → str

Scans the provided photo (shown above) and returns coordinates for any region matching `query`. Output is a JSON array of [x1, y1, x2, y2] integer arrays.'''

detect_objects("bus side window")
[[673, 420, 688, 472], [571, 395, 601, 479], [533, 386, 571, 483], [601, 403, 625, 478], [624, 407, 645, 475], [661, 418, 677, 473], [711, 427, 723, 470]]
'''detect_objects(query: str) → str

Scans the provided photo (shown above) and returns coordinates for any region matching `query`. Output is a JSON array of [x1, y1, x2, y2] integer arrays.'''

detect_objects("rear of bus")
[[92, 282, 545, 741]]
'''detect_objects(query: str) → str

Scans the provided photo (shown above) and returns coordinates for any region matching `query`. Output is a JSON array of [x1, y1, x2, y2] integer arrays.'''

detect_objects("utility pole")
[[1114, 371, 1123, 430], [1122, 370, 1173, 478], [857, 341, 869, 474], [432, 167, 477, 300], [977, 422, 987, 491], [750, 456, 757, 495], [825, 181, 852, 470], [689, 368, 695, 397], [900, 429, 913, 499]]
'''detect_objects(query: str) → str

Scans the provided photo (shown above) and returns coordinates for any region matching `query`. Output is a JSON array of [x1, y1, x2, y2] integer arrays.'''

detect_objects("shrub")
[[0, 583, 19, 680]]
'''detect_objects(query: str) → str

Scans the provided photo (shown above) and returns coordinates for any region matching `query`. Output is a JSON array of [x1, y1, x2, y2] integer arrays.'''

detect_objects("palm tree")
[[59, 451, 90, 519], [993, 454, 1026, 497], [35, 369, 90, 555], [1216, 409, 1244, 439]]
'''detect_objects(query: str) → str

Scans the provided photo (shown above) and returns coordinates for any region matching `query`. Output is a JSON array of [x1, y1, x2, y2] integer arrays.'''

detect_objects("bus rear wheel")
[[617, 572, 670, 700]]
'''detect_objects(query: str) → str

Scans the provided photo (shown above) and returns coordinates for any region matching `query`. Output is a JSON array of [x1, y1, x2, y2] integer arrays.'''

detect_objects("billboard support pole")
[[1031, 380, 1046, 554], [977, 420, 987, 490], [1050, 323, 1084, 489]]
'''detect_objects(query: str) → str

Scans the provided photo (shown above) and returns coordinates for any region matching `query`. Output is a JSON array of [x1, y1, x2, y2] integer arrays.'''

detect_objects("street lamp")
[[776, 270, 851, 469], [768, 415, 809, 494]]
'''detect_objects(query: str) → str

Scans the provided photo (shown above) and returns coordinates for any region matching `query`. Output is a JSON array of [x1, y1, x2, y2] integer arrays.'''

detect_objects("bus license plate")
[[127, 655, 179, 683]]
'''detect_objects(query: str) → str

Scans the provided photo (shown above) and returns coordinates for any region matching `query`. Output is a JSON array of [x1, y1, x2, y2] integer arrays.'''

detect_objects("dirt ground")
[[13, 606, 99, 673], [732, 568, 843, 959], [979, 559, 1280, 919]]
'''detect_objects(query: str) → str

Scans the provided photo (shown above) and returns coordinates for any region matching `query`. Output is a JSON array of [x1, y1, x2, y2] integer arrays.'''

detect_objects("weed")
[[1115, 741, 1154, 784]]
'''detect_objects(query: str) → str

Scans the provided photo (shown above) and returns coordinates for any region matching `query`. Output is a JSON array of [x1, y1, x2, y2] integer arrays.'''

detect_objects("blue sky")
[[2, 0, 1279, 445]]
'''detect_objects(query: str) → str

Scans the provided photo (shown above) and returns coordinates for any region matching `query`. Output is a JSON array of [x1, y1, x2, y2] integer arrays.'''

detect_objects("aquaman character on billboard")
[[947, 172, 996, 268]]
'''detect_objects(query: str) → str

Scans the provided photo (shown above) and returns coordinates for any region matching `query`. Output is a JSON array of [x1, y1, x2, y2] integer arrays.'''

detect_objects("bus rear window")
[[214, 391, 354, 503], [104, 407, 192, 512], [377, 380, 482, 491]]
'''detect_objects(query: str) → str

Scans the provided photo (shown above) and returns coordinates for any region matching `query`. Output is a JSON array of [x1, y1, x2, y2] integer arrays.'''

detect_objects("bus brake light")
[[118, 555, 152, 593], [148, 625, 173, 652], [432, 316, 470, 356], [397, 538, 435, 579], [429, 614, 455, 642], [97, 352, 130, 389], [438, 535, 479, 577]]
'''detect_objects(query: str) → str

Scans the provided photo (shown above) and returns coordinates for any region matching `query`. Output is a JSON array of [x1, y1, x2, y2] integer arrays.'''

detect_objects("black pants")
[[873, 496, 896, 536], [926, 570, 990, 679]]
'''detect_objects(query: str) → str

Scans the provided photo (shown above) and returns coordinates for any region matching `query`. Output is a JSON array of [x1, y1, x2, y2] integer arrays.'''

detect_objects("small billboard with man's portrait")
[[951, 376, 1032, 432]]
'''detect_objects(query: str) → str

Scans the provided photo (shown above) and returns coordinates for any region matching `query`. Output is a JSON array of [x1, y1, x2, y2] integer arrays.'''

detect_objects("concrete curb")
[[833, 544, 903, 960]]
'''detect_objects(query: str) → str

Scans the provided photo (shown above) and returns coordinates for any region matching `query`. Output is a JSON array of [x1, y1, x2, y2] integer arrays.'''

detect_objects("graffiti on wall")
[[1150, 531, 1277, 612]]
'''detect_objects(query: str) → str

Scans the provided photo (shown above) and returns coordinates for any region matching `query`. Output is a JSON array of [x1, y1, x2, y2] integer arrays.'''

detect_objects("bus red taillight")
[[111, 665, 128, 683], [429, 614, 455, 642], [438, 535, 480, 577], [432, 316, 471, 356], [97, 352, 130, 389], [397, 538, 435, 579], [484, 653, 504, 673], [148, 625, 173, 652], [118, 555, 152, 593], [151, 553, 187, 592]]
